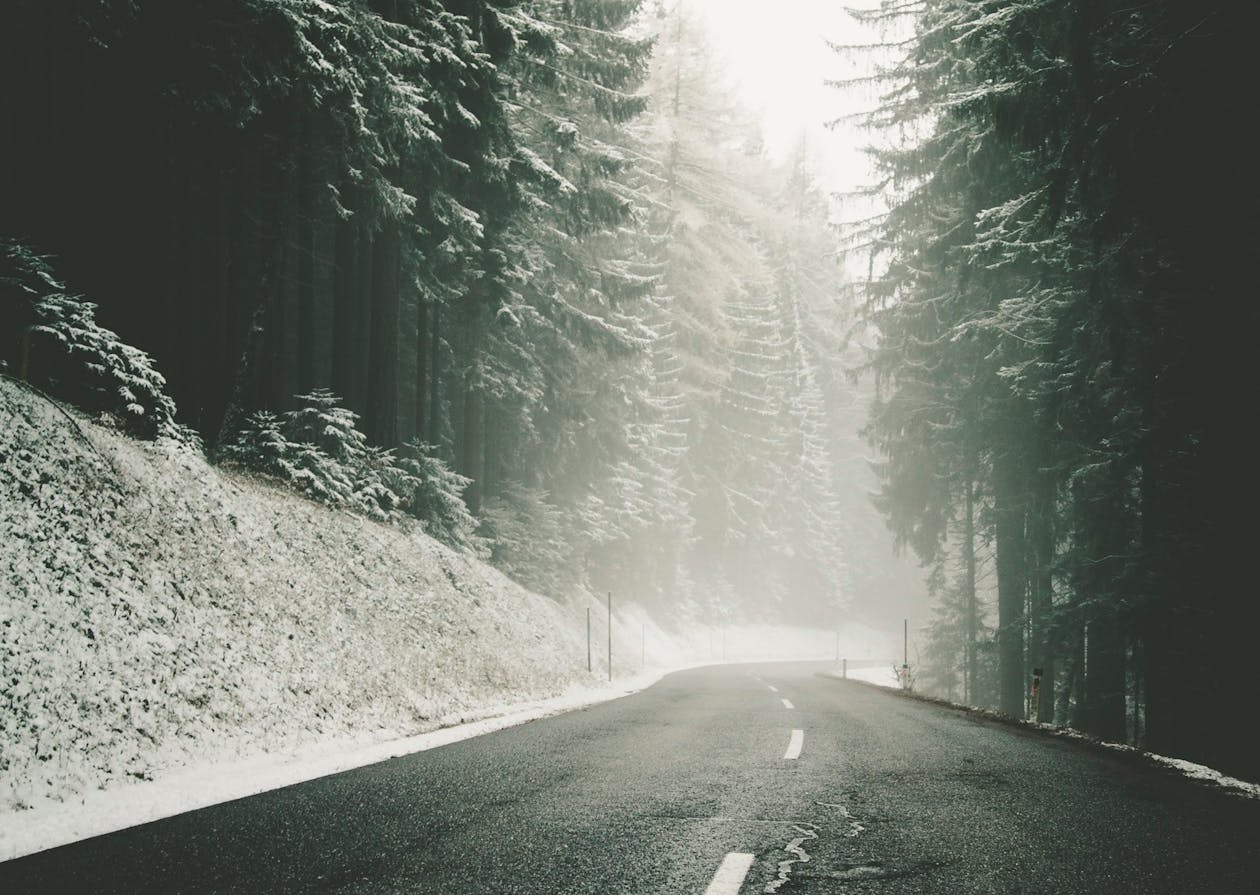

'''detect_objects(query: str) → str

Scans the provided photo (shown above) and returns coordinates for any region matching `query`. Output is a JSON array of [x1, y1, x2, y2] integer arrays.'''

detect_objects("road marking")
[[766, 684, 779, 693], [784, 728, 804, 760], [781, 698, 794, 710], [703, 852, 755, 895]]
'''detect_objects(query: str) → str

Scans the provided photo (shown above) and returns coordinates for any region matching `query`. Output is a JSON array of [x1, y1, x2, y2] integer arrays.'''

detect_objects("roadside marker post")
[[900, 617, 911, 690], [586, 608, 591, 673], [607, 591, 612, 682]]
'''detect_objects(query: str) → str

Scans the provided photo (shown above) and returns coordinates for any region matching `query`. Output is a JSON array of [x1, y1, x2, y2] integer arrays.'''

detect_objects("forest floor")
[[0, 378, 881, 860]]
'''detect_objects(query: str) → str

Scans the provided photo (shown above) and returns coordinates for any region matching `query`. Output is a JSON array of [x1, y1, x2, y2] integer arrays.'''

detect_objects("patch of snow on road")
[[816, 801, 865, 838], [764, 824, 817, 894]]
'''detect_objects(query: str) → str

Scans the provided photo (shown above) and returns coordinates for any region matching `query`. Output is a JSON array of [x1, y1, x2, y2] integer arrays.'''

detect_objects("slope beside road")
[[1, 377, 681, 821], [3, 661, 1258, 894]]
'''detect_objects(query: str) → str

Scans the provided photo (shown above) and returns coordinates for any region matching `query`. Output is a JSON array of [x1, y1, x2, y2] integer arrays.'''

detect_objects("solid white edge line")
[[784, 728, 804, 760], [781, 698, 794, 709], [704, 852, 755, 895]]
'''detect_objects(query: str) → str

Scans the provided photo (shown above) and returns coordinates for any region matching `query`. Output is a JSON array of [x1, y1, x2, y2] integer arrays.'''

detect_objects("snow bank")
[[0, 670, 673, 861], [0, 379, 683, 856], [826, 661, 1260, 800], [839, 662, 902, 688]]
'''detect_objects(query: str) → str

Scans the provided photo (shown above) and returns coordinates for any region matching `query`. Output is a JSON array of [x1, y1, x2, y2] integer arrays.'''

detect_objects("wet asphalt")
[[2, 661, 1259, 893]]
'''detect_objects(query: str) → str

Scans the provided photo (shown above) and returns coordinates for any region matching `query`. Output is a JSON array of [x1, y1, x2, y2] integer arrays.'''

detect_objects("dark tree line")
[[851, 0, 1259, 777], [2, 1, 864, 624]]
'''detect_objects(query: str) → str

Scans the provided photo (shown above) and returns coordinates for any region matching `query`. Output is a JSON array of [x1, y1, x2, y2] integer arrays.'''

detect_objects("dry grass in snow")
[[0, 378, 667, 831]]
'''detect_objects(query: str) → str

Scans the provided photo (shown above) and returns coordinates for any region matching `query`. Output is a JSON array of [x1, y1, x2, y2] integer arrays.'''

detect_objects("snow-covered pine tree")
[[0, 240, 179, 440], [456, 0, 669, 599], [393, 440, 482, 553]]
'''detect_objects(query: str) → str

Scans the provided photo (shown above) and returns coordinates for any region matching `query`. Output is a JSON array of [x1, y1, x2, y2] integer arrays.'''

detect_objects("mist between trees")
[[1, 2, 916, 648], [2, 0, 1254, 782]]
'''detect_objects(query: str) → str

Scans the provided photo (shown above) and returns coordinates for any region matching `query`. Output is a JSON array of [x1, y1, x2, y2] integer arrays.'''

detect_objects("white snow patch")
[[1144, 756, 1260, 799], [764, 824, 816, 893], [0, 669, 669, 861], [831, 661, 902, 688], [0, 379, 887, 862], [0, 380, 693, 857], [1021, 721, 1260, 801], [826, 658, 1260, 801]]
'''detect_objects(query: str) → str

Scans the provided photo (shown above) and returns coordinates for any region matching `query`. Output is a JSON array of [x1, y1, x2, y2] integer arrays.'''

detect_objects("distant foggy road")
[[4, 662, 1259, 893]]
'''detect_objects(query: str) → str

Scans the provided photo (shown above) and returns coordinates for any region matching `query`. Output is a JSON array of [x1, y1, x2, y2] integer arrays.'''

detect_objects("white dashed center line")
[[783, 728, 804, 760], [781, 698, 794, 710], [767, 684, 779, 693], [703, 852, 755, 895]]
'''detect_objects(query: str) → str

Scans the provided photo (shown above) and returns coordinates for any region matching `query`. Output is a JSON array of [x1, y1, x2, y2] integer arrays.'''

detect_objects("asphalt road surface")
[[4, 662, 1259, 893]]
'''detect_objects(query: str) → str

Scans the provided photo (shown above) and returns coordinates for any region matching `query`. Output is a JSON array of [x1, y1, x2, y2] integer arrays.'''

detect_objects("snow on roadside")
[[0, 669, 673, 862], [836, 662, 902, 688], [1019, 721, 1260, 801], [1143, 756, 1260, 799], [826, 662, 1260, 801], [0, 379, 688, 858]]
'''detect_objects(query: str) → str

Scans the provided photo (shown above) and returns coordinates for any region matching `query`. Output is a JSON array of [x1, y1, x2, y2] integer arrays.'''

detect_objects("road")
[[3, 662, 1259, 893]]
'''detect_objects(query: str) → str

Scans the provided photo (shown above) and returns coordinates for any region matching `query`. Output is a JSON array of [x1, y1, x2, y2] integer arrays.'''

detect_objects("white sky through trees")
[[686, 0, 881, 194]]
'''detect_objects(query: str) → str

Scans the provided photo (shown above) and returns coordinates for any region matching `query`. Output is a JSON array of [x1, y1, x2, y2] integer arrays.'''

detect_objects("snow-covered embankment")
[[0, 379, 671, 855]]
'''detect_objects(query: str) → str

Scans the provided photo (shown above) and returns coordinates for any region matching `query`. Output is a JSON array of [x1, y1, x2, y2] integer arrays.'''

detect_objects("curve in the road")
[[3, 661, 1259, 894]]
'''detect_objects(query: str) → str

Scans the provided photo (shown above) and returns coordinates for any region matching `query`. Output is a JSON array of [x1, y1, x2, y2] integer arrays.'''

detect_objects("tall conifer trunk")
[[1078, 462, 1130, 740], [461, 366, 484, 514], [963, 473, 978, 704], [1082, 610, 1126, 741], [296, 118, 316, 395], [366, 222, 400, 445], [415, 299, 428, 442], [428, 304, 442, 445], [1028, 469, 1056, 722], [331, 203, 357, 404], [352, 231, 375, 417], [993, 446, 1026, 717]]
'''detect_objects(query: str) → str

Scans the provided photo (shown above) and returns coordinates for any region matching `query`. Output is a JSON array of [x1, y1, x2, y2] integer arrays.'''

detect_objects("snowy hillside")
[[0, 378, 656, 818]]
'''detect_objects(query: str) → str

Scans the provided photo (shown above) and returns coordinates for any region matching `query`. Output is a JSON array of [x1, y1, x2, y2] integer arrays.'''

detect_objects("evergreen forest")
[[850, 0, 1257, 778], [2, 0, 1256, 780], [1, 1, 871, 628]]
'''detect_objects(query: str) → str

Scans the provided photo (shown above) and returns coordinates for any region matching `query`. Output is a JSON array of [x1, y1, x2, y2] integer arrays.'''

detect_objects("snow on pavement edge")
[[0, 668, 673, 862]]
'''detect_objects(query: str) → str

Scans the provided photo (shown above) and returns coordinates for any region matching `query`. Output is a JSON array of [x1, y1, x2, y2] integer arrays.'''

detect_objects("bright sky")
[[686, 0, 882, 196]]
